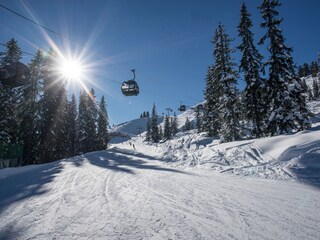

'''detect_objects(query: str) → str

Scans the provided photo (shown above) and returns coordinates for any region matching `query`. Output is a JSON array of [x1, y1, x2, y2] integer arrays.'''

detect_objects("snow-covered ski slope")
[[1, 148, 319, 239], [0, 99, 319, 239]]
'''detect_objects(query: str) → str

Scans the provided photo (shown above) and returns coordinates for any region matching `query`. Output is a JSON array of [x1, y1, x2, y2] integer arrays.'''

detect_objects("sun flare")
[[58, 58, 84, 80]]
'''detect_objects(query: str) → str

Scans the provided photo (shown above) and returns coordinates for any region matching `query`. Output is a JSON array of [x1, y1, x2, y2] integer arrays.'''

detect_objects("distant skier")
[[133, 144, 135, 150]]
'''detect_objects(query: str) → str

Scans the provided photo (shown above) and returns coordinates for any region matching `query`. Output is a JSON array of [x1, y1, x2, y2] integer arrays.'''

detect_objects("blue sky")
[[1, 0, 320, 125]]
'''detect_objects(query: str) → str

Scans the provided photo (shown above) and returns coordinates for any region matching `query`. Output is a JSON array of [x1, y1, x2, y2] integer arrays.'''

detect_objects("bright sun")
[[58, 59, 84, 80]]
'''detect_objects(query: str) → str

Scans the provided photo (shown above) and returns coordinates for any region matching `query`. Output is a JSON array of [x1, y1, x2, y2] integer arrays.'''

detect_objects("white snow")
[[0, 101, 320, 239], [1, 148, 319, 239]]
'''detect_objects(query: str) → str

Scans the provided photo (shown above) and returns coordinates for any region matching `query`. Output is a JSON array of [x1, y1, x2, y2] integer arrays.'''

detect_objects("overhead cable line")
[[0, 3, 196, 105], [0, 3, 129, 72]]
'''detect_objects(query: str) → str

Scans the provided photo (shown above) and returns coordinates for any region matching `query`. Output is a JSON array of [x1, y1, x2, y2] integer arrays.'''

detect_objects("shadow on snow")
[[71, 147, 188, 175], [278, 140, 320, 189], [0, 161, 63, 215]]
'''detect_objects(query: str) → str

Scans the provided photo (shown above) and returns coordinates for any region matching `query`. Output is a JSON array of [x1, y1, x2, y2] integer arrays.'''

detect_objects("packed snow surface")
[[1, 140, 320, 239], [0, 100, 319, 239]]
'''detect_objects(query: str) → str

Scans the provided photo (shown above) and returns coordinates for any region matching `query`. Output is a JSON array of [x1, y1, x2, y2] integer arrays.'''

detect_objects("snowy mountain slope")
[[110, 98, 320, 186], [0, 148, 319, 240], [111, 116, 163, 136]]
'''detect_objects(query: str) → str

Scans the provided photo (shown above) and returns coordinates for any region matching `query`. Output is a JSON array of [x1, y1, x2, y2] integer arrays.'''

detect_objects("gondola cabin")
[[0, 62, 29, 88], [121, 69, 139, 96], [179, 104, 186, 112]]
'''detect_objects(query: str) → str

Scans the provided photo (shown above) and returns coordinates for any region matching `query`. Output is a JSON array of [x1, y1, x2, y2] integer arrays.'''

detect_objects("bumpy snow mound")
[[122, 123, 320, 185]]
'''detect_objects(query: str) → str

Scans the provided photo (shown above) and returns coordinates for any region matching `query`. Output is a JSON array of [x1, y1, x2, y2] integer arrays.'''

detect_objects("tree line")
[[0, 39, 109, 165], [202, 0, 313, 142]]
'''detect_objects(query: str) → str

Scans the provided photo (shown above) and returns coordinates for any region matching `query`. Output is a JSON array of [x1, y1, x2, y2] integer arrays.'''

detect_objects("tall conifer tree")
[[210, 23, 241, 142], [77, 90, 88, 153], [18, 50, 45, 164], [97, 95, 109, 150], [0, 38, 22, 144], [238, 2, 266, 137], [163, 115, 171, 140], [151, 103, 160, 142], [259, 0, 310, 135]]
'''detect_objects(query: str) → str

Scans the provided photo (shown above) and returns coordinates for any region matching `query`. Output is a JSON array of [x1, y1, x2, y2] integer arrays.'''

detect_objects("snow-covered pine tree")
[[313, 78, 319, 98], [0, 38, 22, 64], [163, 115, 171, 140], [54, 85, 69, 160], [0, 38, 22, 145], [184, 117, 192, 131], [195, 105, 203, 133], [38, 49, 68, 162], [158, 125, 163, 140], [77, 90, 88, 153], [301, 78, 308, 93], [212, 23, 241, 142], [203, 66, 221, 137], [238, 2, 266, 138], [97, 95, 109, 150], [302, 63, 311, 77], [310, 61, 319, 78], [170, 112, 179, 136], [151, 103, 160, 143], [66, 94, 78, 157], [85, 88, 98, 152], [0, 83, 13, 144], [18, 50, 45, 164], [259, 0, 311, 135], [145, 115, 151, 142]]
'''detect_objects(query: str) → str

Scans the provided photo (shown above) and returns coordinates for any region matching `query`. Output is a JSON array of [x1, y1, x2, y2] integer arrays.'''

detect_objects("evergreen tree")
[[302, 63, 311, 77], [195, 105, 203, 133], [18, 50, 45, 164], [203, 66, 221, 137], [313, 78, 319, 98], [158, 126, 163, 140], [66, 94, 78, 157], [0, 39, 22, 145], [97, 95, 109, 150], [310, 61, 319, 77], [238, 2, 266, 137], [145, 115, 151, 142], [163, 115, 171, 140], [55, 86, 69, 160], [308, 88, 313, 101], [297, 66, 305, 78], [184, 117, 192, 131], [301, 78, 308, 93], [77, 90, 88, 153], [259, 0, 310, 135], [151, 103, 160, 142], [212, 23, 241, 142], [85, 88, 98, 152], [0, 84, 14, 144], [0, 38, 22, 64], [38, 49, 68, 162], [170, 112, 179, 136]]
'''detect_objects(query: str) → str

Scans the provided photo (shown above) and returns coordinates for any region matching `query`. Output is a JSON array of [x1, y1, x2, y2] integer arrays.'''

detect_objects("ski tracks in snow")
[[0, 149, 319, 239]]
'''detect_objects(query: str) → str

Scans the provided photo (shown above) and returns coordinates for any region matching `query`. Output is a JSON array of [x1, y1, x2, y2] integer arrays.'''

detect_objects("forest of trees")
[[0, 39, 109, 166], [202, 0, 314, 142], [143, 0, 318, 145], [1, 0, 319, 159], [145, 104, 179, 143]]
